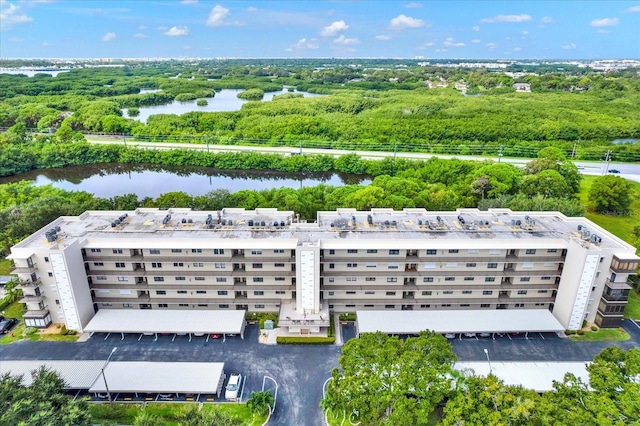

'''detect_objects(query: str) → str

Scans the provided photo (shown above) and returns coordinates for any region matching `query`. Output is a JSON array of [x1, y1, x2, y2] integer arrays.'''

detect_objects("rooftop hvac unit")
[[181, 218, 187, 223], [205, 215, 213, 225], [352, 216, 356, 224], [391, 220, 397, 226], [577, 225, 583, 231], [367, 215, 373, 225], [111, 222, 117, 228], [55, 226, 61, 232], [261, 221, 266, 227], [274, 221, 279, 227], [511, 219, 516, 226], [188, 219, 193, 223], [280, 221, 285, 227], [384, 220, 390, 226], [458, 216, 465, 224], [248, 220, 254, 226], [162, 214, 171, 225], [418, 220, 423, 225]]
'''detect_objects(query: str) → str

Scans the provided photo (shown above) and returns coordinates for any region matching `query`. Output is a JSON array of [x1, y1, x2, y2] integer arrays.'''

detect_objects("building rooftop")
[[11, 208, 635, 253]]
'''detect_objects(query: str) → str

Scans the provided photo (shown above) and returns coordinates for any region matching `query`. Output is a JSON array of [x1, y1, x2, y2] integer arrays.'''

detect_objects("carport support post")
[[483, 348, 493, 375], [102, 347, 118, 406]]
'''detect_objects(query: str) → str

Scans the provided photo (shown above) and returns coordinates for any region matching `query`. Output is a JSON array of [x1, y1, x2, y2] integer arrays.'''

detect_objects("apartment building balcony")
[[15, 278, 41, 289], [321, 269, 560, 277], [86, 269, 295, 277], [11, 264, 37, 274], [328, 296, 555, 305], [23, 307, 49, 319], [84, 254, 143, 262], [20, 294, 46, 303]]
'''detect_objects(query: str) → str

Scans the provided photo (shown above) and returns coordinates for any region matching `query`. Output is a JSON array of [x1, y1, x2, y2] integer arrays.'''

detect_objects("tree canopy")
[[588, 175, 635, 215]]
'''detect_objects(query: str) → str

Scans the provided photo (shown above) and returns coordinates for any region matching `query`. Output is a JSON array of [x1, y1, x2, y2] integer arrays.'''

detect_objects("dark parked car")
[[608, 169, 620, 174], [0, 318, 19, 334]]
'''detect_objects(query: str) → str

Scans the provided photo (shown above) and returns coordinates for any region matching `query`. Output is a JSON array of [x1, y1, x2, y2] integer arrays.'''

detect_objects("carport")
[[355, 309, 565, 337], [0, 360, 104, 389], [84, 309, 246, 341], [88, 362, 226, 400]]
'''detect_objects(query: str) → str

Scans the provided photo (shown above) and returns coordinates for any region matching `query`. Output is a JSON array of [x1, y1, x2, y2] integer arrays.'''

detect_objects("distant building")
[[513, 83, 532, 92]]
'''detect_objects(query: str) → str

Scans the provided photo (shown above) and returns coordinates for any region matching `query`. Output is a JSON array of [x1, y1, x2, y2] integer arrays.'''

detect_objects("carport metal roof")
[[0, 360, 105, 389], [84, 309, 245, 334], [89, 362, 225, 394], [455, 362, 590, 392], [356, 309, 564, 335]]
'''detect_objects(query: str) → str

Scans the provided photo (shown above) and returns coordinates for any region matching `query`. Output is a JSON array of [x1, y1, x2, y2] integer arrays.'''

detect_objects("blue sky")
[[1, 1, 639, 59]]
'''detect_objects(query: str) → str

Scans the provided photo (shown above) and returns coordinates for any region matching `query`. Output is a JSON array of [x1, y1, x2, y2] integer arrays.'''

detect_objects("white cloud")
[[390, 14, 425, 29], [485, 42, 497, 49], [417, 41, 435, 49], [375, 34, 391, 41], [522, 30, 529, 35], [471, 39, 481, 44], [321, 20, 348, 37], [540, 16, 555, 24], [333, 34, 359, 45], [513, 47, 522, 52], [625, 5, 640, 12], [0, 1, 33, 31], [247, 6, 257, 12], [471, 25, 480, 31], [206, 4, 243, 27], [101, 31, 116, 42], [435, 48, 448, 53], [561, 42, 576, 50], [296, 37, 319, 49], [590, 17, 619, 27], [164, 26, 189, 36], [133, 33, 147, 39], [443, 37, 465, 47], [598, 29, 611, 34], [181, 0, 198, 4], [480, 14, 532, 23], [404, 2, 422, 8], [138, 25, 147, 30]]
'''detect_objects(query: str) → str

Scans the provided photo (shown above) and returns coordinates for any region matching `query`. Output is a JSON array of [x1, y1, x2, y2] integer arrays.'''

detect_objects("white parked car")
[[225, 374, 243, 401]]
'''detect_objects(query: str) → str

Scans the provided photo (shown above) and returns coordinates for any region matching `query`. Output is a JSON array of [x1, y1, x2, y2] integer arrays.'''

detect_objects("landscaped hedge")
[[276, 336, 335, 344], [339, 313, 357, 322]]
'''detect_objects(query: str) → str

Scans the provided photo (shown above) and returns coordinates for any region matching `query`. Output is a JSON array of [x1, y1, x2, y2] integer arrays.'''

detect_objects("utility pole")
[[122, 133, 127, 147], [571, 139, 580, 159], [393, 142, 397, 160], [299, 140, 303, 155], [205, 135, 210, 153], [603, 150, 611, 175], [498, 145, 503, 163]]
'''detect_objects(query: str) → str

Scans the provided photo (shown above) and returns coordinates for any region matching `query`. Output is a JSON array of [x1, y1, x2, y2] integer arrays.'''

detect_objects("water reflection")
[[0, 163, 370, 199]]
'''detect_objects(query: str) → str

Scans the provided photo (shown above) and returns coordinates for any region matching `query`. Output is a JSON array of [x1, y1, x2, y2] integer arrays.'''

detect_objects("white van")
[[225, 374, 242, 401]]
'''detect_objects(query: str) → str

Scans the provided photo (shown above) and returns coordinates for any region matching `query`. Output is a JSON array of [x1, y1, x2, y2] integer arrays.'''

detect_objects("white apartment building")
[[9, 208, 638, 334]]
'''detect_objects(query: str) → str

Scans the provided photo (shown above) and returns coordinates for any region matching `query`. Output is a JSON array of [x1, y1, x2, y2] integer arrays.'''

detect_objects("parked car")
[[479, 333, 492, 338], [210, 334, 222, 339], [444, 333, 456, 339], [463, 333, 477, 338], [225, 374, 243, 401], [608, 169, 620, 174], [0, 318, 18, 334]]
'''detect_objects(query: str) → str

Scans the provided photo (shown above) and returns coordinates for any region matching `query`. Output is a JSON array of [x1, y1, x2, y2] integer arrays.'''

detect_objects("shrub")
[[196, 99, 208, 107], [591, 325, 598, 332], [582, 320, 587, 329], [276, 336, 335, 344], [564, 330, 577, 335], [25, 327, 38, 335], [60, 325, 68, 335], [339, 313, 357, 322], [577, 329, 585, 335]]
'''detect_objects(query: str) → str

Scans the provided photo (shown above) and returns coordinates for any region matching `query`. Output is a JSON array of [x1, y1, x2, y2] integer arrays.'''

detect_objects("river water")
[[0, 164, 370, 199]]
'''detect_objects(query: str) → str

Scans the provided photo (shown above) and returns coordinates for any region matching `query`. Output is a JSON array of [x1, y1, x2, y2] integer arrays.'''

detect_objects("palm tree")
[[246, 390, 275, 416]]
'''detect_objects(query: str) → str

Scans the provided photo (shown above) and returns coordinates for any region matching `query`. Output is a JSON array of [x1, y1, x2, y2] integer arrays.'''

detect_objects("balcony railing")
[[11, 264, 37, 274], [15, 278, 41, 288]]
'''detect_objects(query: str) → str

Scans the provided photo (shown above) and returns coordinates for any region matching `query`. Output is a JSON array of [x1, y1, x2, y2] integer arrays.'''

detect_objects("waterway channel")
[[0, 164, 370, 199]]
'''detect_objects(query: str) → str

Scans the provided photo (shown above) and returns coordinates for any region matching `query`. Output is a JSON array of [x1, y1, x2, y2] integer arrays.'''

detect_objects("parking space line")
[[539, 332, 545, 340], [629, 320, 640, 330], [507, 334, 512, 340]]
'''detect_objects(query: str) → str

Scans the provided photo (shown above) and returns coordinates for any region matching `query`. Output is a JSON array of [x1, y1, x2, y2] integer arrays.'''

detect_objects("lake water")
[[1, 164, 370, 199], [123, 88, 325, 123]]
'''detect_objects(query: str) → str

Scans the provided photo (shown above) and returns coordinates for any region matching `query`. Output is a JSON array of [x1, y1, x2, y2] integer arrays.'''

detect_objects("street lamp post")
[[483, 348, 493, 375], [101, 347, 117, 405]]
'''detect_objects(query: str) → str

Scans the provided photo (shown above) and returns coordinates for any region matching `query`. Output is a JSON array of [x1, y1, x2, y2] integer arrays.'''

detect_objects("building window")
[[175, 277, 186, 281], [179, 303, 189, 307], [216, 277, 227, 282], [443, 290, 454, 294], [93, 262, 104, 266], [197, 304, 208, 307], [251, 250, 262, 255], [275, 290, 286, 295], [541, 276, 551, 280], [346, 291, 357, 295], [274, 263, 285, 267], [347, 263, 357, 268], [194, 277, 205, 281], [485, 277, 496, 282], [483, 290, 493, 295], [173, 262, 184, 267], [90, 248, 101, 253], [444, 277, 455, 282], [191, 249, 202, 253], [123, 303, 134, 308], [543, 262, 555, 267], [387, 264, 399, 269], [255, 304, 265, 309], [522, 262, 534, 269], [55, 299, 60, 305], [171, 249, 182, 253], [365, 277, 376, 282], [538, 290, 548, 293], [214, 263, 225, 268], [177, 290, 187, 294], [487, 263, 497, 269], [466, 263, 476, 267], [389, 250, 400, 255], [420, 304, 431, 308], [426, 250, 437, 255], [515, 303, 525, 308], [364, 291, 375, 295], [151, 262, 162, 268], [273, 249, 284, 254], [468, 249, 479, 254], [464, 277, 475, 281], [218, 290, 228, 295], [329, 263, 335, 269], [96, 276, 107, 281], [366, 263, 377, 268], [525, 249, 536, 255], [196, 290, 207, 294], [252, 263, 263, 269], [346, 277, 357, 282], [149, 249, 160, 254], [422, 291, 432, 295], [347, 249, 358, 254], [367, 249, 378, 254], [387, 277, 398, 283], [219, 304, 229, 308], [441, 304, 452, 307], [386, 291, 396, 296], [117, 276, 128, 282], [518, 290, 528, 295], [328, 291, 335, 296], [385, 305, 395, 309], [424, 263, 436, 269], [423, 277, 434, 283], [112, 249, 123, 254], [462, 290, 473, 294], [329, 305, 334, 309], [156, 290, 166, 295], [327, 278, 335, 283], [448, 249, 459, 254], [154, 277, 164, 282], [115, 262, 126, 268], [193, 262, 204, 267], [275, 277, 286, 281], [214, 249, 225, 255], [489, 249, 501, 255], [460, 304, 470, 307], [481, 304, 490, 308], [364, 304, 374, 308], [253, 277, 264, 283], [547, 249, 557, 253], [254, 291, 264, 296], [329, 250, 335, 255]]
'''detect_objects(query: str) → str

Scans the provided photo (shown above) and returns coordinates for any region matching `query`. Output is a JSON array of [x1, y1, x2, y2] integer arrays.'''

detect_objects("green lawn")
[[570, 327, 631, 342], [0, 302, 78, 344], [0, 258, 12, 275], [88, 402, 266, 426], [625, 289, 640, 320]]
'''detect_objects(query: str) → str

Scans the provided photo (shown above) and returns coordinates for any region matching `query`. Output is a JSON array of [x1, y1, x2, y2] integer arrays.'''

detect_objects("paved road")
[[1, 320, 638, 425], [85, 139, 640, 183]]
